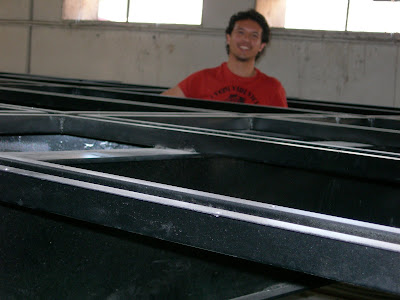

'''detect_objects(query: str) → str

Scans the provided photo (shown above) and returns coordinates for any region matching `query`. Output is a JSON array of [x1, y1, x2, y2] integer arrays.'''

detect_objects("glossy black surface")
[[0, 134, 137, 152], [0, 73, 399, 297], [65, 156, 400, 228], [1, 203, 326, 299]]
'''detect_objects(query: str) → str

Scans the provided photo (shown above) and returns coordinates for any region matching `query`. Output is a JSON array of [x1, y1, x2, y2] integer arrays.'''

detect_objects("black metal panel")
[[0, 72, 152, 89], [0, 84, 313, 114], [80, 113, 400, 151], [64, 156, 400, 227], [1, 114, 399, 183], [59, 115, 400, 184], [252, 116, 400, 151], [288, 97, 400, 115], [0, 87, 206, 112], [2, 202, 326, 299], [0, 73, 400, 297], [0, 157, 398, 295], [2, 72, 400, 115]]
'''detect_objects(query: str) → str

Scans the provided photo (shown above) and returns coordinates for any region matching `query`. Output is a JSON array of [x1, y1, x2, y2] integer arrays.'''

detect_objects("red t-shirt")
[[178, 62, 287, 107]]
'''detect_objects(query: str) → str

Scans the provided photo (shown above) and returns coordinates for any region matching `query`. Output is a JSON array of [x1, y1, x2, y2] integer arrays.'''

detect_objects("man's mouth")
[[239, 45, 251, 50]]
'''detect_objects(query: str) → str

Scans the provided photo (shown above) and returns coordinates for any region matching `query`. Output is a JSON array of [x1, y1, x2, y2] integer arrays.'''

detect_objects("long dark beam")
[[0, 87, 212, 113], [288, 97, 400, 115], [0, 155, 399, 295], [0, 80, 369, 115], [0, 114, 399, 184], [289, 114, 400, 131], [77, 113, 400, 151], [252, 115, 400, 150], [1, 72, 400, 115], [0, 85, 309, 114], [0, 200, 327, 299], [0, 78, 167, 93], [66, 115, 400, 181], [0, 72, 157, 89]]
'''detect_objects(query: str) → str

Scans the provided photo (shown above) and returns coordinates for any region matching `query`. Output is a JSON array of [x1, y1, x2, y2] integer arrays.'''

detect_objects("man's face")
[[226, 19, 266, 62]]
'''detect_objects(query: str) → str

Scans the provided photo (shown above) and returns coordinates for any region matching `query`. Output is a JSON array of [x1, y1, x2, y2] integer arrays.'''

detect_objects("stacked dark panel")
[[0, 72, 399, 299]]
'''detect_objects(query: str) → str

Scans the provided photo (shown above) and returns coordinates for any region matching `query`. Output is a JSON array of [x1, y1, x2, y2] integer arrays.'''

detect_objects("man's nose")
[[242, 33, 250, 41]]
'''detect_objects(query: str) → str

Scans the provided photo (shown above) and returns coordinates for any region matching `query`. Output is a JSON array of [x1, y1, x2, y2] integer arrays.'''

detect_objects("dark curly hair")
[[225, 9, 270, 61]]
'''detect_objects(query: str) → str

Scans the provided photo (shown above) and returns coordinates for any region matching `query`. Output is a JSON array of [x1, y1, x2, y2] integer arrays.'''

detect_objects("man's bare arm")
[[161, 85, 186, 98]]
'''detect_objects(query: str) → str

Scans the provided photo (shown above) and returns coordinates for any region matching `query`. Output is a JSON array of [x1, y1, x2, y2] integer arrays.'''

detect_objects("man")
[[162, 9, 287, 107]]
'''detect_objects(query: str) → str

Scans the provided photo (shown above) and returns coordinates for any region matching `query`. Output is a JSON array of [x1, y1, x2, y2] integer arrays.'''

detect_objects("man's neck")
[[227, 57, 256, 78]]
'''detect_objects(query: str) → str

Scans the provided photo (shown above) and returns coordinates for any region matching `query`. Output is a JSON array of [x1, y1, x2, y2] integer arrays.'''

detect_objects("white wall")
[[1, 0, 399, 107], [30, 26, 226, 85], [33, 0, 63, 21], [0, 0, 30, 19], [0, 25, 29, 73], [261, 33, 400, 106]]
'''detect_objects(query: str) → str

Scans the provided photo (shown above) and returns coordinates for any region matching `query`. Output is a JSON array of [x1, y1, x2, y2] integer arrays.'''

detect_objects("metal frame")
[[2, 71, 400, 115], [0, 73, 399, 297]]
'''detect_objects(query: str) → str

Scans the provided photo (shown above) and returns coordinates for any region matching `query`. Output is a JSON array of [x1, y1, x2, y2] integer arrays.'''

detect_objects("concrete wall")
[[0, 0, 30, 19], [0, 0, 399, 107], [0, 25, 29, 73], [261, 33, 400, 106]]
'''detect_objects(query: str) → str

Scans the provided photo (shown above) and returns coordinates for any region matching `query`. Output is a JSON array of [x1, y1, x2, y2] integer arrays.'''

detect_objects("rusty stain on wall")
[[167, 44, 175, 54]]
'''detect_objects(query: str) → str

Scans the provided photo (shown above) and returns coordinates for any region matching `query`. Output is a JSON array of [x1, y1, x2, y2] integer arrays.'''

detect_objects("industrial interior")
[[0, 1, 399, 299]]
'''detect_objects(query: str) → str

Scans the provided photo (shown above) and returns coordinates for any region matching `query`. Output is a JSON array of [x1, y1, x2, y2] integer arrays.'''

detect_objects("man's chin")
[[233, 55, 252, 62]]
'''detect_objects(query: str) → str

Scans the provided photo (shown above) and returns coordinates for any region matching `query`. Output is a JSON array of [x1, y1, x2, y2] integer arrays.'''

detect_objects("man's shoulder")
[[178, 64, 223, 95], [185, 64, 223, 82], [256, 70, 283, 86], [192, 64, 222, 76]]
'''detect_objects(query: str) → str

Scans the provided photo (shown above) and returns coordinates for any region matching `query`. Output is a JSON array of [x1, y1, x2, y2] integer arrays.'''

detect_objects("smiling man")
[[162, 9, 287, 107]]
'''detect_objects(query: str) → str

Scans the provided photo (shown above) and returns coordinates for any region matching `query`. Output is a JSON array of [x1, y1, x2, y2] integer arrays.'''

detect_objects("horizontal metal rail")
[[0, 73, 399, 296]]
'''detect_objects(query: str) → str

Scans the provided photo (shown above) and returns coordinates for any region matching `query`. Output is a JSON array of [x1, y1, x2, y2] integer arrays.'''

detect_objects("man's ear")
[[226, 34, 231, 44], [259, 42, 266, 52]]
